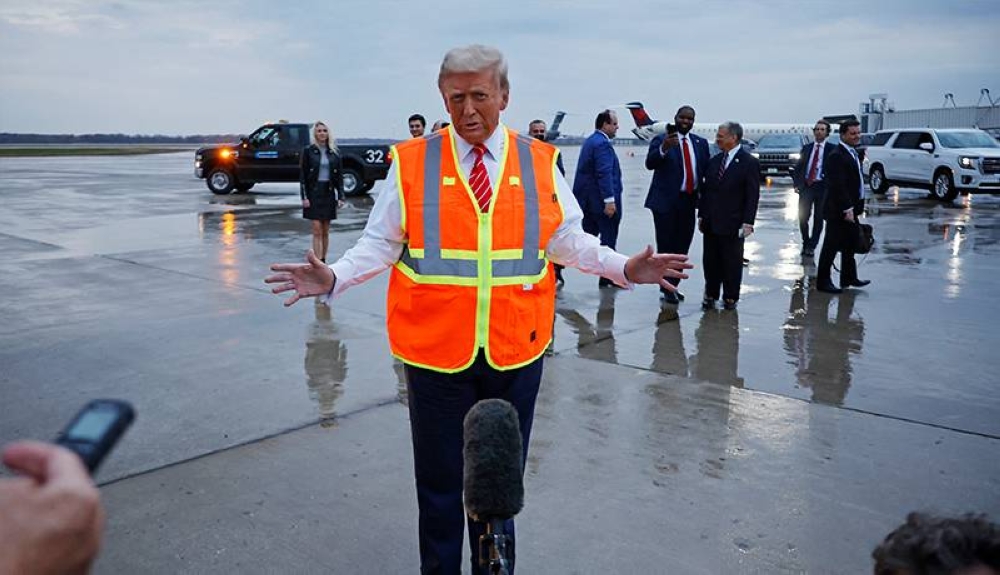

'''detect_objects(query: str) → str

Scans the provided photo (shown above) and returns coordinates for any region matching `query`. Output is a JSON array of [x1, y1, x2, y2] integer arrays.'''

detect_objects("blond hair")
[[310, 121, 338, 154]]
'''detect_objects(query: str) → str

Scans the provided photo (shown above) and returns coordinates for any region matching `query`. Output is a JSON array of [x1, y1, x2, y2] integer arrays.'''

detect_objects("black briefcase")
[[847, 222, 874, 254]]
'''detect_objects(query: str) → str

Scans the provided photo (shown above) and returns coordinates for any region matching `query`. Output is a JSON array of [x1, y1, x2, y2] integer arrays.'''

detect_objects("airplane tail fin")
[[625, 102, 655, 127], [546, 111, 565, 141]]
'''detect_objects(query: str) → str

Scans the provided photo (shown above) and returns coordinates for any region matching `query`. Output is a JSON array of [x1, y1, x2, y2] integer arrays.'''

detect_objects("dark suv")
[[195, 122, 391, 196], [752, 134, 809, 177]]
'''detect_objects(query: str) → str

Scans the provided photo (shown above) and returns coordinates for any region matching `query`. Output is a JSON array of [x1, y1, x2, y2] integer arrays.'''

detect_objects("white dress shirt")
[[326, 124, 630, 299], [659, 133, 699, 192], [807, 140, 826, 182], [721, 145, 740, 171]]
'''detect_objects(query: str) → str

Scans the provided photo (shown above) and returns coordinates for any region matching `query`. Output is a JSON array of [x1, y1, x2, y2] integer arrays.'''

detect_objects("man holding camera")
[[644, 105, 710, 304], [0, 441, 105, 575]]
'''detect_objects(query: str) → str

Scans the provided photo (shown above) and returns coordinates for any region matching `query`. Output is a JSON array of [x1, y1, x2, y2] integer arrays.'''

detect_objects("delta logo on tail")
[[625, 102, 832, 142]]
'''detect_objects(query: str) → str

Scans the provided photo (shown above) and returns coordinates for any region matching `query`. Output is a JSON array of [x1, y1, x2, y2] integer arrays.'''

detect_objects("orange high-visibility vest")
[[387, 127, 564, 372]]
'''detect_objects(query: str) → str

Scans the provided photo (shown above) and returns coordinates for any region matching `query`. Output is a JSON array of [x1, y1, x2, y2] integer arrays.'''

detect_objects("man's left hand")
[[603, 203, 616, 218], [624, 245, 693, 291]]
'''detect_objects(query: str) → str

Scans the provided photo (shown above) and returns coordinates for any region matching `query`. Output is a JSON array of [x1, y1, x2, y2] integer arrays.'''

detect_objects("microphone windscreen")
[[463, 399, 524, 521]]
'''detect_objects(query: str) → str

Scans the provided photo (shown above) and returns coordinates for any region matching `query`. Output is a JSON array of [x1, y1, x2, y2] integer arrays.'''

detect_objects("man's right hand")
[[661, 133, 680, 151], [603, 203, 617, 218], [265, 249, 336, 307], [844, 211, 855, 222], [0, 441, 105, 575], [302, 198, 311, 208]]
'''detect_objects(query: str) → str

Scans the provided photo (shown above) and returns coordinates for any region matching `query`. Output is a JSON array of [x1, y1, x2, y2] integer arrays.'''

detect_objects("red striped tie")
[[470, 144, 492, 212]]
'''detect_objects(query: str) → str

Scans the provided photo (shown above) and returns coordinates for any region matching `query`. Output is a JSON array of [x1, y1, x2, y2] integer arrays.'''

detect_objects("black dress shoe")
[[817, 283, 843, 294], [843, 279, 871, 288], [701, 298, 716, 310], [723, 299, 738, 310], [662, 291, 679, 304], [676, 291, 685, 302]]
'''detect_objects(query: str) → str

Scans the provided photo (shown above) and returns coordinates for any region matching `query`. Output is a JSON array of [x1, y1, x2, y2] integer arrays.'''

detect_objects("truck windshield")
[[937, 131, 999, 149], [757, 135, 802, 148]]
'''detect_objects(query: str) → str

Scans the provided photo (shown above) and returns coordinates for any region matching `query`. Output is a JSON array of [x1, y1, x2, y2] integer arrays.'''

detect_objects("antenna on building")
[[942, 93, 957, 108], [977, 88, 996, 108]]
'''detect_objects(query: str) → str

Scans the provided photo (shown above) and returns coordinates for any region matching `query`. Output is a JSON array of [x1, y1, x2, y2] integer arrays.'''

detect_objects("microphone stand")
[[478, 517, 513, 575]]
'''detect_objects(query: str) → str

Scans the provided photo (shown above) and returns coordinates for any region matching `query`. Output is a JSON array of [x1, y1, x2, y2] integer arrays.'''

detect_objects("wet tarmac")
[[1, 147, 998, 573]]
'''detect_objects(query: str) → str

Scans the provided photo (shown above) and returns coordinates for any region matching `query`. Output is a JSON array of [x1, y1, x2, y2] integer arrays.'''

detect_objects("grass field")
[[0, 147, 194, 157]]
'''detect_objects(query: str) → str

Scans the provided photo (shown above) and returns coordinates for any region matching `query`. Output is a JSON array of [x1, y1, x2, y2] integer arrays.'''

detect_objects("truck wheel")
[[341, 168, 363, 196], [869, 165, 888, 194], [932, 170, 958, 202], [235, 182, 254, 193], [207, 169, 235, 195]]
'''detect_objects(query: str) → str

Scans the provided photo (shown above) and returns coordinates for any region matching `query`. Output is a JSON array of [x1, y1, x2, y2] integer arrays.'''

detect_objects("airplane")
[[545, 110, 566, 142], [625, 102, 834, 143]]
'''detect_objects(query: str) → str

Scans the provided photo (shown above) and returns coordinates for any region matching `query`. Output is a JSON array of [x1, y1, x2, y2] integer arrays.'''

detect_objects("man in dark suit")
[[644, 105, 711, 303], [792, 119, 836, 257], [698, 122, 760, 310], [816, 119, 871, 294], [573, 109, 623, 288]]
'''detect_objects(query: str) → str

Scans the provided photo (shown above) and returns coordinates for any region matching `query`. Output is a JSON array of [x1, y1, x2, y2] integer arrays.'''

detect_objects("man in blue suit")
[[644, 106, 710, 303], [573, 109, 624, 288], [792, 119, 836, 257]]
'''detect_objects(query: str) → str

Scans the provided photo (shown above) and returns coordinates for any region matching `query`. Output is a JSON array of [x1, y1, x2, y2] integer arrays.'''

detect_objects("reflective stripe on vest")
[[397, 133, 546, 282]]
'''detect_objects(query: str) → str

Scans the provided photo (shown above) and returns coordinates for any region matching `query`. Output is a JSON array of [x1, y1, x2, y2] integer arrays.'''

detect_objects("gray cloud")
[[1, 0, 997, 137]]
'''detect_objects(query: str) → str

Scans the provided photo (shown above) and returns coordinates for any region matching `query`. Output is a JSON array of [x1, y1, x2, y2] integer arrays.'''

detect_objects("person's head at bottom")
[[873, 512, 1000, 575]]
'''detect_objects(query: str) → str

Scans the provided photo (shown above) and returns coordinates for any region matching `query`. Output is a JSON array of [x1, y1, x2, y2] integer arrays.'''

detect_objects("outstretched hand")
[[624, 245, 693, 292], [265, 249, 335, 307]]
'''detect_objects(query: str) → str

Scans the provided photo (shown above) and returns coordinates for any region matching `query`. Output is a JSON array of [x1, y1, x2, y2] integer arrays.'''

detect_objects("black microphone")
[[463, 398, 524, 522], [463, 399, 524, 574]]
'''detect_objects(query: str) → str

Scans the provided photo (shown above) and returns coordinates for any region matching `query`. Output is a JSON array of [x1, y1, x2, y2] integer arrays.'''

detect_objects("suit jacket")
[[572, 130, 622, 214], [822, 144, 864, 221], [698, 149, 761, 236], [792, 140, 836, 191], [643, 132, 711, 213]]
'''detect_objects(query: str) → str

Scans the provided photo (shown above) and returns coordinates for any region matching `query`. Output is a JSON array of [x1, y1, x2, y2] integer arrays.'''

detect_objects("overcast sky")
[[1, 0, 998, 138]]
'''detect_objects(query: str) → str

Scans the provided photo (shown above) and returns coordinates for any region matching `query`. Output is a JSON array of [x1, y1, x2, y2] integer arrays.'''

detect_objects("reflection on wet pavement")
[[782, 278, 863, 406], [304, 304, 347, 427]]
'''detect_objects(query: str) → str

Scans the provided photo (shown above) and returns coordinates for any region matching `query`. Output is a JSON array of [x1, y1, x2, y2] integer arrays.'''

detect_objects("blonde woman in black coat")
[[300, 121, 344, 262]]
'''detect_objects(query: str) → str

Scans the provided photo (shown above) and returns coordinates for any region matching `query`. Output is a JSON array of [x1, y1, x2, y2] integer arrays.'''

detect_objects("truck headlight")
[[958, 156, 978, 169], [789, 153, 800, 160]]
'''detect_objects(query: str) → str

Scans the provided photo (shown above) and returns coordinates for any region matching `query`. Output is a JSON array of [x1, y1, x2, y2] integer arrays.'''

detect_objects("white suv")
[[863, 128, 1000, 201]]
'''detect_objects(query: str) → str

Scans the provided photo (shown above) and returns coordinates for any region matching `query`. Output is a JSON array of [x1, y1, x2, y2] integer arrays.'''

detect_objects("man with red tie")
[[643, 106, 711, 304], [793, 119, 836, 257], [266, 45, 693, 574]]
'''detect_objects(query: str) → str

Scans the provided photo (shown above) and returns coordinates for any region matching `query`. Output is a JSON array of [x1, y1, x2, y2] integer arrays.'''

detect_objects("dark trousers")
[[404, 353, 543, 575], [581, 208, 621, 250], [702, 232, 745, 301], [651, 194, 697, 288], [817, 217, 858, 287], [798, 182, 826, 249]]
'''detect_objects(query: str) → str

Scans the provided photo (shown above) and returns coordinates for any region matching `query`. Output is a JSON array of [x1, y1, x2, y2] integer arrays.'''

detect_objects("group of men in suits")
[[637, 106, 760, 310], [793, 118, 871, 293], [573, 106, 870, 308]]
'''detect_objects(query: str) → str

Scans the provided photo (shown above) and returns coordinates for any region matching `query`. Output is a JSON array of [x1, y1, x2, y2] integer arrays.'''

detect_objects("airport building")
[[860, 90, 1000, 137]]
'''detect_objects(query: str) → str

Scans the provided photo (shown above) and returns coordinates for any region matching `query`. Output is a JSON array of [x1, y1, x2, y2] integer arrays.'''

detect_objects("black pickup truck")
[[194, 122, 391, 196]]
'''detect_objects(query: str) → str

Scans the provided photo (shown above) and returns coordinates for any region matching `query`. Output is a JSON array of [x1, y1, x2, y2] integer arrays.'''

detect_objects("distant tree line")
[[0, 133, 398, 146], [0, 133, 240, 144]]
